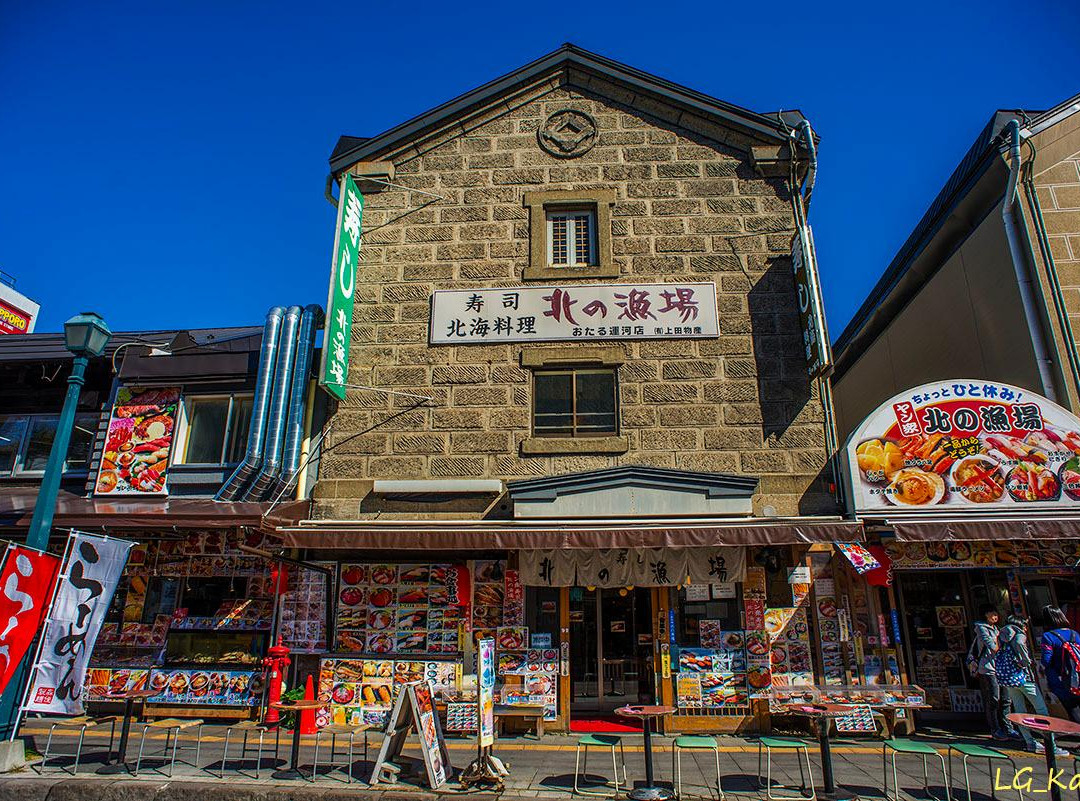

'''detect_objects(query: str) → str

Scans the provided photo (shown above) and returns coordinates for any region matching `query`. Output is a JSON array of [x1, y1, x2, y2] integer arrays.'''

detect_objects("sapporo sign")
[[792, 225, 831, 379], [319, 173, 363, 400], [844, 379, 1080, 514], [429, 282, 719, 345]]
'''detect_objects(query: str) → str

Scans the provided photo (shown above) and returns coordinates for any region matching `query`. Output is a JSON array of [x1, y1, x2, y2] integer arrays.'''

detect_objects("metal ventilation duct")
[[244, 305, 302, 500], [273, 303, 321, 501], [215, 306, 284, 502]]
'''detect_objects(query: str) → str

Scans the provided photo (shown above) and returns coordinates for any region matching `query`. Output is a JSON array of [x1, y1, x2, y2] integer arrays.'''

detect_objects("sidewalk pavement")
[[0, 721, 1068, 801]]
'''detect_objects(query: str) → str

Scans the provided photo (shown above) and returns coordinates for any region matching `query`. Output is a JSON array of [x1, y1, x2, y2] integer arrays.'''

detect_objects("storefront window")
[[141, 577, 181, 623], [674, 586, 741, 647]]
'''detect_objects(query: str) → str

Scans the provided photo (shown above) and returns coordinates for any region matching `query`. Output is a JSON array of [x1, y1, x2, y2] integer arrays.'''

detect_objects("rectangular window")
[[533, 368, 617, 437], [0, 412, 96, 476], [177, 394, 254, 466], [546, 209, 597, 268]]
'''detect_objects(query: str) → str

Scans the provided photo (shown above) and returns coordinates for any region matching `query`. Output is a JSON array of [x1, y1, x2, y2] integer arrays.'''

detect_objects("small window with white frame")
[[546, 208, 597, 268], [175, 394, 254, 466]]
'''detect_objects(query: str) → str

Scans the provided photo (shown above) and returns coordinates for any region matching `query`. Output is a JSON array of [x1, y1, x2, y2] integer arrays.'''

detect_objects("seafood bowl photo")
[[886, 468, 945, 506], [1006, 460, 1061, 502], [1061, 457, 1080, 501], [950, 455, 1005, 504]]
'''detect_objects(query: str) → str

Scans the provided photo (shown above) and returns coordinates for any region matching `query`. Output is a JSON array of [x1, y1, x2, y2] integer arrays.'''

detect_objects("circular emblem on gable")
[[538, 109, 598, 158]]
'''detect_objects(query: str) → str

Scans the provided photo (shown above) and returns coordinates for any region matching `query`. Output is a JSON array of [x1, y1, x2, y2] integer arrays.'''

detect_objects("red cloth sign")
[[0, 546, 61, 696]]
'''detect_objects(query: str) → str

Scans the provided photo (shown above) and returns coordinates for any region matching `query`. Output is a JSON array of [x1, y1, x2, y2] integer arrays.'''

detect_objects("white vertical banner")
[[25, 532, 134, 715]]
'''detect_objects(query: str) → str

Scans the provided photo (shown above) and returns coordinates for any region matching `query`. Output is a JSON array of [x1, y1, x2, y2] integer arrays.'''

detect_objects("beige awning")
[[889, 517, 1080, 542]]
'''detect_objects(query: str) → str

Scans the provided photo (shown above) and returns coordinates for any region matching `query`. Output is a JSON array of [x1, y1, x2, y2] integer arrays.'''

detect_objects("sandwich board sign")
[[370, 681, 451, 789]]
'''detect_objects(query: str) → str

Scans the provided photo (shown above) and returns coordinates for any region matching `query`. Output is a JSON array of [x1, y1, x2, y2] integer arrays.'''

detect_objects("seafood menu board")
[[281, 563, 329, 653], [768, 684, 926, 711], [473, 560, 506, 639], [335, 563, 467, 655], [884, 539, 1080, 569], [316, 657, 458, 729], [84, 667, 149, 700], [676, 640, 749, 708], [846, 380, 1080, 513], [95, 386, 180, 495], [146, 668, 259, 705], [769, 607, 813, 686], [495, 648, 558, 720]]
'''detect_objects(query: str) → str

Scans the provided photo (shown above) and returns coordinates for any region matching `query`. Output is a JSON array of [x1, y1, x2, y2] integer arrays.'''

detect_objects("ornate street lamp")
[[0, 312, 111, 740], [24, 312, 112, 550]]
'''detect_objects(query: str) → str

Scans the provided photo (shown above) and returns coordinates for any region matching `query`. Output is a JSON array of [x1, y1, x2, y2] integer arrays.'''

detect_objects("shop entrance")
[[569, 587, 653, 714]]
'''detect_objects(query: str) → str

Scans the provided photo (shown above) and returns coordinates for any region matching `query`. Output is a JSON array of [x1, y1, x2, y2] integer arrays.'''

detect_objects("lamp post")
[[0, 311, 111, 739]]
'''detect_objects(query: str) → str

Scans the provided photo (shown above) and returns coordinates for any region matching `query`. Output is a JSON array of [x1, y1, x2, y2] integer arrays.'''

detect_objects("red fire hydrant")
[[263, 637, 291, 726]]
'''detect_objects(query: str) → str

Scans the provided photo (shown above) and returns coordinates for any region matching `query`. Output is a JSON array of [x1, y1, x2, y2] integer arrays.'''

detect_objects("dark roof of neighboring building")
[[832, 92, 1080, 379], [330, 43, 807, 173], [0, 326, 262, 363]]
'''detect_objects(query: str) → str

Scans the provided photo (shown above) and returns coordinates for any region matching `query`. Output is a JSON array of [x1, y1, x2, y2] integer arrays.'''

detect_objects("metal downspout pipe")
[[1002, 119, 1059, 402], [1022, 153, 1080, 403], [215, 306, 284, 502], [246, 305, 302, 500], [273, 303, 321, 500]]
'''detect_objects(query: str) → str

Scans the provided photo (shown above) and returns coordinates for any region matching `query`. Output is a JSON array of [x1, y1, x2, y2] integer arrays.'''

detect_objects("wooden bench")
[[495, 704, 545, 739]]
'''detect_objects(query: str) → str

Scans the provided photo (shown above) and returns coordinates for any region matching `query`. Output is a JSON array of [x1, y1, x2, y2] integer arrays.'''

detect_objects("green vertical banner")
[[319, 173, 363, 399]]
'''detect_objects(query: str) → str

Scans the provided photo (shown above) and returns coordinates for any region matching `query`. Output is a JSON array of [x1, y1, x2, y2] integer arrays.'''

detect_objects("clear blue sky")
[[2, 1, 1077, 340]]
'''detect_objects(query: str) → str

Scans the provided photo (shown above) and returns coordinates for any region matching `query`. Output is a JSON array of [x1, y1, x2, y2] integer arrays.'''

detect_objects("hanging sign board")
[[430, 283, 719, 345], [95, 387, 180, 496], [369, 681, 451, 789], [27, 532, 134, 714], [319, 173, 364, 400], [0, 546, 61, 696], [792, 225, 832, 378], [844, 379, 1080, 514], [478, 637, 496, 748]]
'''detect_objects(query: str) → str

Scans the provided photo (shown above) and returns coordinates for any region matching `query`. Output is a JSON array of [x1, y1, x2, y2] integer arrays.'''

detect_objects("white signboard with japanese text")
[[26, 532, 134, 714], [429, 283, 719, 345], [844, 379, 1080, 515]]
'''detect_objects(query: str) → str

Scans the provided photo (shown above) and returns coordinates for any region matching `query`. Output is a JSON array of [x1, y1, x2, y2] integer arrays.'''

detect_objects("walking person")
[[969, 604, 1014, 740], [998, 614, 1067, 754], [1039, 605, 1080, 724]]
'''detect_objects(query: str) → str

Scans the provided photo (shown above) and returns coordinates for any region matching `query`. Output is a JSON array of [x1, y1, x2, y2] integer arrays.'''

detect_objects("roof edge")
[[330, 43, 796, 174]]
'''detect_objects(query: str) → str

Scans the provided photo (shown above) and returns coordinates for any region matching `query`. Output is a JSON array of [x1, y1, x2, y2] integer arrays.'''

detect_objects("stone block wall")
[[315, 71, 835, 518]]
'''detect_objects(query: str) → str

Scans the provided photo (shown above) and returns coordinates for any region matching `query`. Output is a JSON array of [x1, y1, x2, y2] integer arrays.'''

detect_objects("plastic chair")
[[947, 743, 1023, 801], [573, 733, 628, 797], [672, 735, 724, 799], [312, 723, 370, 783], [133, 718, 204, 778], [883, 739, 951, 801], [36, 715, 117, 775], [216, 720, 281, 779], [756, 737, 816, 801]]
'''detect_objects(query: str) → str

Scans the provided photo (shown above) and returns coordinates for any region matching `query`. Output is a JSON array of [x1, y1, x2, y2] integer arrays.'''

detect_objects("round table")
[[96, 689, 160, 775], [785, 704, 859, 801], [615, 705, 675, 801], [1007, 713, 1080, 801], [271, 699, 325, 780]]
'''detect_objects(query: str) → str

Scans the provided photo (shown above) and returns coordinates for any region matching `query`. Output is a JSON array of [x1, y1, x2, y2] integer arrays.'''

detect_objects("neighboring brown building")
[[832, 94, 1080, 440], [279, 45, 862, 734]]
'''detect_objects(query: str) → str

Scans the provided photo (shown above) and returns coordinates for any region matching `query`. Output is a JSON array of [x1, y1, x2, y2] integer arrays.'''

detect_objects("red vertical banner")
[[0, 546, 62, 696]]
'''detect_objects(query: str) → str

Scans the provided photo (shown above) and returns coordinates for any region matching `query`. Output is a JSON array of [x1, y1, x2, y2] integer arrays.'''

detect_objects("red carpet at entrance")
[[570, 715, 643, 733]]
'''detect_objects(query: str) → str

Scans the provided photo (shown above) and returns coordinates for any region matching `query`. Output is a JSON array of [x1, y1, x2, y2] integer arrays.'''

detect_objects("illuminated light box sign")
[[429, 283, 719, 345], [0, 282, 39, 335], [844, 379, 1080, 513]]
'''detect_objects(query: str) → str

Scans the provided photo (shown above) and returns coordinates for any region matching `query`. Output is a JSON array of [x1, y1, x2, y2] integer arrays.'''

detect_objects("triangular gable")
[[330, 43, 805, 174]]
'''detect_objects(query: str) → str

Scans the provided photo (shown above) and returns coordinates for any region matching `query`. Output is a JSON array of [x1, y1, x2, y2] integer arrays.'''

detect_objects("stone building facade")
[[313, 45, 836, 519]]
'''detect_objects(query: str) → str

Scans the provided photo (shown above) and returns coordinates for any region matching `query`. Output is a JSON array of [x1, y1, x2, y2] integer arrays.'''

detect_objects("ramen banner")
[[844, 380, 1080, 513]]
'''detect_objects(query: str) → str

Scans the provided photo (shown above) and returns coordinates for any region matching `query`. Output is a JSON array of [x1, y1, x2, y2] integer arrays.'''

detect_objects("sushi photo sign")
[[844, 380, 1080, 514]]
